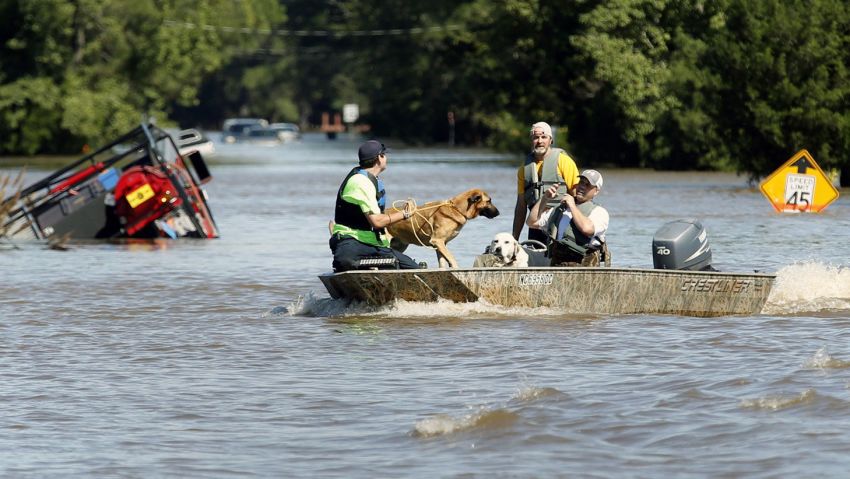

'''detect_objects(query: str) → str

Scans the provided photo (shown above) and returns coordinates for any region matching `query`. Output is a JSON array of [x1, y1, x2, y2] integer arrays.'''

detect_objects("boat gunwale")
[[319, 266, 776, 280]]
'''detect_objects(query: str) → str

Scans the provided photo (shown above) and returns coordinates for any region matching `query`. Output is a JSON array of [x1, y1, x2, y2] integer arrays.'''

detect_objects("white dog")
[[487, 232, 529, 267]]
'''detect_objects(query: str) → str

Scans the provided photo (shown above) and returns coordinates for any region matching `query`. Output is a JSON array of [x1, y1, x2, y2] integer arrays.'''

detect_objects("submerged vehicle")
[[220, 118, 301, 145], [245, 126, 284, 146], [269, 122, 301, 142], [1, 123, 219, 241], [319, 219, 775, 317]]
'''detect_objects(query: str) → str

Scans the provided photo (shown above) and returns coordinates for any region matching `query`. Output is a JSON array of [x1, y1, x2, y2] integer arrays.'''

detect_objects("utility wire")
[[163, 20, 462, 37]]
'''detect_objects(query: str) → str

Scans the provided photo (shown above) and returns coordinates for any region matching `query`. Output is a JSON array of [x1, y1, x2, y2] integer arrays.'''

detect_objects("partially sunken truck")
[[2, 123, 219, 241]]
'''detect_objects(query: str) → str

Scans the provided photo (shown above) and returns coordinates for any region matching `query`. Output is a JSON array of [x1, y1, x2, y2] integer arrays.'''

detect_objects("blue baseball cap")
[[358, 140, 389, 162]]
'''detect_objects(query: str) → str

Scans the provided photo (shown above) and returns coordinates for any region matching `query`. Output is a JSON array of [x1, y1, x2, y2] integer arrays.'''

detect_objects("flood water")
[[2, 133, 850, 477]]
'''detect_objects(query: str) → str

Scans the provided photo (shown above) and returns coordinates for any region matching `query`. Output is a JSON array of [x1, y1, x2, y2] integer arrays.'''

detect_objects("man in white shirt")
[[526, 169, 610, 266]]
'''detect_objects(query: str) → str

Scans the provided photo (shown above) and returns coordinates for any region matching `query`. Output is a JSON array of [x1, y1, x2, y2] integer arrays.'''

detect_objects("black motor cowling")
[[652, 219, 713, 271]]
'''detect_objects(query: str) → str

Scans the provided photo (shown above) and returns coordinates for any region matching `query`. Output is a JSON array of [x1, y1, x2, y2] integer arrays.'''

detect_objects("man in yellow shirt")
[[512, 122, 579, 242]]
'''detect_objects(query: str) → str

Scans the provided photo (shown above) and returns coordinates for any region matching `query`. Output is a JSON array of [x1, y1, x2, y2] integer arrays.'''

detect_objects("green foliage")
[[176, 0, 293, 125], [706, 0, 850, 176], [61, 75, 148, 141], [2, 0, 850, 183], [0, 0, 284, 153], [0, 77, 62, 154], [641, 0, 850, 175], [572, 0, 678, 144]]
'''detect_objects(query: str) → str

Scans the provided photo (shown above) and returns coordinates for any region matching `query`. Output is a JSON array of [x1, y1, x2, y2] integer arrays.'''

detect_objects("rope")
[[391, 198, 455, 249]]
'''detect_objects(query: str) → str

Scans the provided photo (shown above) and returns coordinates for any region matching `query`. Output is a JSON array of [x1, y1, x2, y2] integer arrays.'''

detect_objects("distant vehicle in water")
[[246, 126, 284, 146], [2, 123, 220, 241], [269, 122, 301, 142], [221, 118, 269, 144], [220, 118, 301, 145]]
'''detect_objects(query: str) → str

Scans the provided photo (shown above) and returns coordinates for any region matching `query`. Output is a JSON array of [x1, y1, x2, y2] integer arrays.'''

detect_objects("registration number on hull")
[[519, 273, 554, 286]]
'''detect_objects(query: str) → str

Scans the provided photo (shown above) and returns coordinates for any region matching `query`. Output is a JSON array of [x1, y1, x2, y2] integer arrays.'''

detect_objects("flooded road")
[[2, 133, 850, 477]]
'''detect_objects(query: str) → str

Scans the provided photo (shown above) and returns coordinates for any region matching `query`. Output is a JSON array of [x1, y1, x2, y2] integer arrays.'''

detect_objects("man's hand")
[[561, 193, 576, 209], [544, 183, 560, 200], [402, 199, 416, 219]]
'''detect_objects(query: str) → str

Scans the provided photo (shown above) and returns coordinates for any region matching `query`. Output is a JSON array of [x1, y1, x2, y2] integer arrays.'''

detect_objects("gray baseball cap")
[[579, 169, 603, 190]]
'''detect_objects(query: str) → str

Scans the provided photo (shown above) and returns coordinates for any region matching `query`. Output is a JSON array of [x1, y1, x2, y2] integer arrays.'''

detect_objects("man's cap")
[[358, 140, 389, 162], [579, 169, 603, 190], [530, 122, 553, 138]]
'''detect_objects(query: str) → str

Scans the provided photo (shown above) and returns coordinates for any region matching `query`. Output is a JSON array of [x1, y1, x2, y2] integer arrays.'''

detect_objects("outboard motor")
[[652, 219, 713, 271]]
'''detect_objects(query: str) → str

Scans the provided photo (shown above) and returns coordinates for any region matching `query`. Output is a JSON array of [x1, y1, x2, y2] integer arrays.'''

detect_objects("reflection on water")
[[2, 133, 850, 477]]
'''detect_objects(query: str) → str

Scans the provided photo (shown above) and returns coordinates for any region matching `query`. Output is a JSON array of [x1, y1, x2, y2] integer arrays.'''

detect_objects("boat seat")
[[355, 256, 399, 270]]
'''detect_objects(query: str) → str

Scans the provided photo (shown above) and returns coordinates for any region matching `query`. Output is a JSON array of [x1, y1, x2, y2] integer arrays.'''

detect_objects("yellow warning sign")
[[759, 149, 839, 213], [126, 183, 155, 208]]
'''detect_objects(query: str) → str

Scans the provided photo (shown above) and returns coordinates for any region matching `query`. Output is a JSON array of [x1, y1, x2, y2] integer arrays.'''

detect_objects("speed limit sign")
[[759, 149, 839, 213]]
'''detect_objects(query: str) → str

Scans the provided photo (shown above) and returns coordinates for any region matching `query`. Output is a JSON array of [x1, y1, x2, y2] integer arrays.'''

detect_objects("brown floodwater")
[[2, 133, 850, 477]]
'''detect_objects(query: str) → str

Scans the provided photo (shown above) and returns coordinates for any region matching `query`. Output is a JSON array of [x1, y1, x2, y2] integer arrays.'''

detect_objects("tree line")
[[2, 0, 849, 184]]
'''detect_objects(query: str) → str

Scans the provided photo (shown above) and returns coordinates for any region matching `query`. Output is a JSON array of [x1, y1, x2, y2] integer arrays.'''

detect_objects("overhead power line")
[[163, 20, 462, 38]]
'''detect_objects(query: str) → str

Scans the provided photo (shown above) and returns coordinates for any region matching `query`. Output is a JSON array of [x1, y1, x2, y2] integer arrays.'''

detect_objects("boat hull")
[[319, 267, 775, 317]]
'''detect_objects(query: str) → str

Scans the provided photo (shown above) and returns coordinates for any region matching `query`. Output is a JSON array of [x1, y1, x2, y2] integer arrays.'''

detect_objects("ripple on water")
[[411, 384, 568, 438], [739, 388, 818, 411], [803, 346, 850, 369], [412, 408, 519, 438], [510, 386, 566, 403]]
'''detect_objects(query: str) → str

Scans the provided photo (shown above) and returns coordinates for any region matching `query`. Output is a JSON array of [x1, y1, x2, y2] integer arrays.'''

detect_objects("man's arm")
[[563, 195, 596, 237], [526, 197, 543, 227], [365, 200, 414, 229], [587, 207, 609, 238], [527, 183, 560, 227], [512, 195, 527, 240], [366, 208, 407, 229]]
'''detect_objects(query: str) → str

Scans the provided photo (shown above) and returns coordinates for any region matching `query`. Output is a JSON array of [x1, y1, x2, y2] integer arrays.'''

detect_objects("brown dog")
[[386, 188, 499, 268]]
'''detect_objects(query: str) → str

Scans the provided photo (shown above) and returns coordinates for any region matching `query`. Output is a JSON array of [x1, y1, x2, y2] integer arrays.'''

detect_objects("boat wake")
[[280, 292, 582, 320], [762, 261, 850, 315]]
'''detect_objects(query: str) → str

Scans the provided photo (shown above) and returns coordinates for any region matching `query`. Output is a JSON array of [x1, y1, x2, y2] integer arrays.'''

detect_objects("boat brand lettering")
[[519, 273, 554, 286], [680, 278, 767, 294], [126, 183, 155, 208]]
